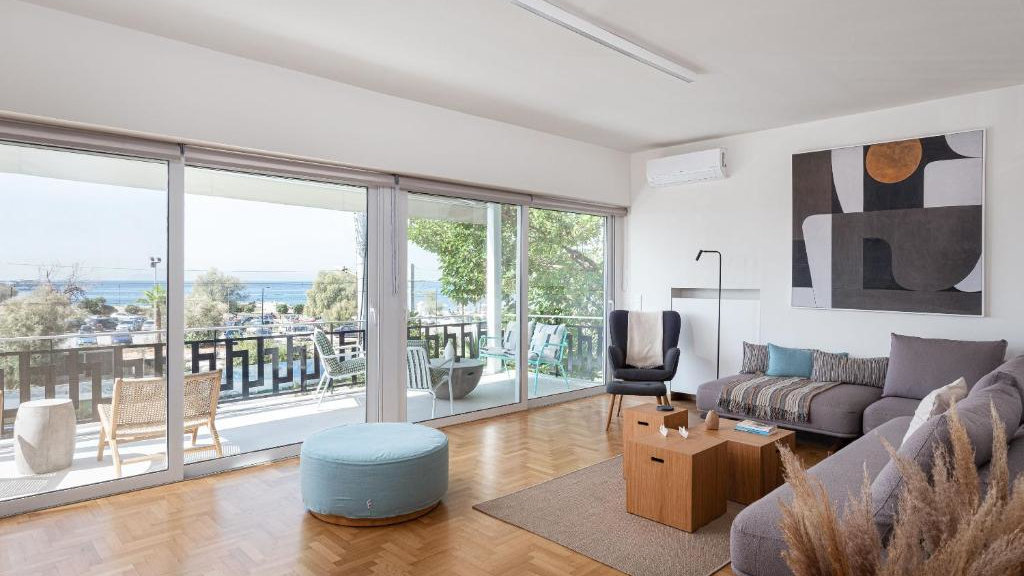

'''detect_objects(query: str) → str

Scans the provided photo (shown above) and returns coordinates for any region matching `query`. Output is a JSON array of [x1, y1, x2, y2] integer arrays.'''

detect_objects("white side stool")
[[14, 399, 77, 474]]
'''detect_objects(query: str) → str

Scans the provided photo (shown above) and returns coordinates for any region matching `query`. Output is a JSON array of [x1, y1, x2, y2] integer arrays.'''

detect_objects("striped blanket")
[[716, 375, 838, 424]]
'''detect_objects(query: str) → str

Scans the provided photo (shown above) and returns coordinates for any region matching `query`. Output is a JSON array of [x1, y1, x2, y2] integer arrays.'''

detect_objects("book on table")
[[735, 419, 776, 435]]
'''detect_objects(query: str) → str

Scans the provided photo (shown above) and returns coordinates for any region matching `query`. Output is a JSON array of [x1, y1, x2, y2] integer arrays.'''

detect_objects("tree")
[[0, 285, 81, 349], [292, 303, 305, 315], [124, 304, 143, 315], [275, 303, 289, 314], [184, 295, 228, 340], [191, 268, 248, 312], [138, 284, 167, 331], [0, 283, 16, 304], [79, 296, 115, 316], [40, 263, 88, 303], [305, 269, 359, 322]]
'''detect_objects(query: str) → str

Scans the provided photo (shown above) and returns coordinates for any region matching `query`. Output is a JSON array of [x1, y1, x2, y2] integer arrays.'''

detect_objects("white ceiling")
[[21, 0, 1024, 151]]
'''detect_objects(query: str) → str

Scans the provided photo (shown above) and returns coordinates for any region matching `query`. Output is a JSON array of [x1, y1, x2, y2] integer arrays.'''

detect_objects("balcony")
[[1, 317, 602, 501]]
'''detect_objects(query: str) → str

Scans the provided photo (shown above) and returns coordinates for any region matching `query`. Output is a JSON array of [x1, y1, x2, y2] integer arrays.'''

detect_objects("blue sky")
[[0, 173, 440, 284]]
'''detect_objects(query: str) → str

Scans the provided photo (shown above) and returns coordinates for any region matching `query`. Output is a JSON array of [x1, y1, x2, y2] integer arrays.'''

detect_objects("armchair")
[[604, 310, 682, 430]]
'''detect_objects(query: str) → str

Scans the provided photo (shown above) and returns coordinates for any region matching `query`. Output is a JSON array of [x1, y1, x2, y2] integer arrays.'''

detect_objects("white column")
[[485, 203, 503, 373]]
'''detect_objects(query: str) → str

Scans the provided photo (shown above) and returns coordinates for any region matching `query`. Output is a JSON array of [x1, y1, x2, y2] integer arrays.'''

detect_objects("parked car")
[[87, 316, 119, 331], [110, 332, 133, 345], [141, 320, 155, 331], [76, 326, 98, 346]]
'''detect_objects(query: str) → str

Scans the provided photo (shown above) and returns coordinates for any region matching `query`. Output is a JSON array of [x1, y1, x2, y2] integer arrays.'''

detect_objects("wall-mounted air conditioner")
[[646, 148, 726, 187]]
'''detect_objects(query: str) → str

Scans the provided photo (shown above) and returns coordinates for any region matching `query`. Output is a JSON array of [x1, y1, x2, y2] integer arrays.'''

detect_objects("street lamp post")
[[149, 256, 162, 285], [261, 286, 270, 325]]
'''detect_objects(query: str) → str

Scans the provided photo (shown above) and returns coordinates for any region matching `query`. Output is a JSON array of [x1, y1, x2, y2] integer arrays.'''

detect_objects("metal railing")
[[1, 316, 604, 438]]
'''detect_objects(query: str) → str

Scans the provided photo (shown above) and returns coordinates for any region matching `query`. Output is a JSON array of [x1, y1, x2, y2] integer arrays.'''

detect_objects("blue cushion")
[[301, 423, 448, 520], [765, 343, 815, 378]]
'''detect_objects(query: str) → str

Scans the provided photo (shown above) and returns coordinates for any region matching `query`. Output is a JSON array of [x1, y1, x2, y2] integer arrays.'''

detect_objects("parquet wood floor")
[[0, 395, 828, 576]]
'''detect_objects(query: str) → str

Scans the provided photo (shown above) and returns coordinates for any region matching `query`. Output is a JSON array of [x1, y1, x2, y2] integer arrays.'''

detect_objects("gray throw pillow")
[[971, 354, 1024, 393], [882, 334, 1007, 399], [740, 342, 768, 374], [871, 371, 1024, 539], [811, 350, 888, 388]]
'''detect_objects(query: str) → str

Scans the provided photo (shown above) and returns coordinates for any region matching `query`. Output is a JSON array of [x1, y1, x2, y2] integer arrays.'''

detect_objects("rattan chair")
[[406, 345, 454, 418], [97, 370, 223, 477]]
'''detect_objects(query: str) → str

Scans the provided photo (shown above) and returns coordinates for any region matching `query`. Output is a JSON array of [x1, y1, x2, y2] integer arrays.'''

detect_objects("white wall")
[[0, 1, 628, 205], [628, 83, 1024, 361]]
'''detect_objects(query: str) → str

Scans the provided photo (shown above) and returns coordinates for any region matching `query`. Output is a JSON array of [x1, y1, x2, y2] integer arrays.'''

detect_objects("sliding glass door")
[[0, 141, 170, 504], [527, 207, 608, 399], [183, 167, 369, 462], [405, 194, 521, 421]]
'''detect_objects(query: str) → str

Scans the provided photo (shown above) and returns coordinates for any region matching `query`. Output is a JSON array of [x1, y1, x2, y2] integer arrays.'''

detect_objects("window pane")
[[406, 194, 520, 421], [0, 142, 168, 500], [184, 167, 367, 461], [527, 208, 606, 399]]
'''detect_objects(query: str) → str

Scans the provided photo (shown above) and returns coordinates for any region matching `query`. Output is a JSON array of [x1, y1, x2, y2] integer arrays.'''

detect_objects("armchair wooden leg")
[[109, 439, 122, 478], [616, 395, 624, 416], [97, 427, 106, 461], [605, 394, 618, 431], [209, 422, 224, 458]]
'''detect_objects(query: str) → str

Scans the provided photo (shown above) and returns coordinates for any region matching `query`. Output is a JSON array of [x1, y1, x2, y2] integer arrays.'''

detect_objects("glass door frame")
[[179, 148, 392, 478], [0, 121, 183, 517]]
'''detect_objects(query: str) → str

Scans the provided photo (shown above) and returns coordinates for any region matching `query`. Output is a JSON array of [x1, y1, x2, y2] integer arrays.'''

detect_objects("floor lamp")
[[696, 250, 722, 379]]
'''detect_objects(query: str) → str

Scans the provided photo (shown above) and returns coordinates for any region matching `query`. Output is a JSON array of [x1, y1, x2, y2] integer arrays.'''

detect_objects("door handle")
[[650, 456, 664, 464]]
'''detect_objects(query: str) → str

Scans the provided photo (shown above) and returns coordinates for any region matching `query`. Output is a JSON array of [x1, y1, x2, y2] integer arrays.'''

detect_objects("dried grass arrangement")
[[778, 405, 1024, 576]]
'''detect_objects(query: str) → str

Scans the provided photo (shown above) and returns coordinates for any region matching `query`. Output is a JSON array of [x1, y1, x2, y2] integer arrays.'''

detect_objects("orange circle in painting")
[[865, 139, 923, 183]]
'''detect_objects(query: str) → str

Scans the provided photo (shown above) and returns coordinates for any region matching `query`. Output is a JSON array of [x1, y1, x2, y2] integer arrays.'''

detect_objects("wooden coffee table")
[[695, 418, 796, 504], [621, 404, 689, 442], [624, 431, 727, 532]]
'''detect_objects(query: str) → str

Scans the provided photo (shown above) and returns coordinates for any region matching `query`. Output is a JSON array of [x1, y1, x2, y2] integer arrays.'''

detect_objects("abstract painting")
[[792, 130, 984, 315]]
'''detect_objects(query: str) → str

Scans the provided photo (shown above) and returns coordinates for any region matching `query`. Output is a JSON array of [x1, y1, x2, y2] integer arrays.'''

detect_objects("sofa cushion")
[[729, 416, 911, 576], [882, 334, 1007, 399], [811, 351, 888, 388], [613, 367, 673, 381], [698, 376, 881, 437], [901, 377, 968, 445], [978, 425, 1024, 495], [863, 396, 919, 433], [741, 342, 769, 374], [871, 371, 1024, 539], [971, 353, 1024, 394], [765, 343, 815, 378]]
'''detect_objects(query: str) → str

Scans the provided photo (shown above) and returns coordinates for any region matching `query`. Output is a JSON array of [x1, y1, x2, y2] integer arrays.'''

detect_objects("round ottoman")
[[301, 422, 448, 526], [14, 399, 77, 475]]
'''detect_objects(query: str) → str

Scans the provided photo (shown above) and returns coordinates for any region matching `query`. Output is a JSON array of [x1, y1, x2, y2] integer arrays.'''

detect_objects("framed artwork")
[[791, 130, 984, 315]]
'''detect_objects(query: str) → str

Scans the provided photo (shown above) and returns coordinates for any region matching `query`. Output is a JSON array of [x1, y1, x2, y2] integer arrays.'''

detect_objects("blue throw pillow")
[[765, 343, 815, 378]]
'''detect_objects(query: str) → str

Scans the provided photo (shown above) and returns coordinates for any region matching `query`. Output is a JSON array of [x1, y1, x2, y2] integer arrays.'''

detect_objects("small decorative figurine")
[[706, 410, 720, 430], [678, 426, 689, 439], [658, 424, 669, 437]]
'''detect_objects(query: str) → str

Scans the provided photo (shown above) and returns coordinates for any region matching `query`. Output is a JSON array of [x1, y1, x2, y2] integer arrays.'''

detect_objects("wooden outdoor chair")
[[97, 369, 224, 477]]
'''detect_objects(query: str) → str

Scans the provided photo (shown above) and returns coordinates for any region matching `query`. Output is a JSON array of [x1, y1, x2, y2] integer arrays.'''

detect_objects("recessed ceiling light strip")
[[510, 0, 696, 83]]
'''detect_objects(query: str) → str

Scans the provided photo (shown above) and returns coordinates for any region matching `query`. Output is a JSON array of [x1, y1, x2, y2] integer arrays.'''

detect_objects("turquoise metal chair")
[[527, 323, 569, 394]]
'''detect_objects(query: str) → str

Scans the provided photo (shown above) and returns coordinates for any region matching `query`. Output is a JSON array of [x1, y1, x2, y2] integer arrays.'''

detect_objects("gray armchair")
[[604, 310, 682, 429]]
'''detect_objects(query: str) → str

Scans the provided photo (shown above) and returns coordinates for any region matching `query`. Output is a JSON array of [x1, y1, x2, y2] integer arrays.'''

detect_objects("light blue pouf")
[[301, 422, 448, 525]]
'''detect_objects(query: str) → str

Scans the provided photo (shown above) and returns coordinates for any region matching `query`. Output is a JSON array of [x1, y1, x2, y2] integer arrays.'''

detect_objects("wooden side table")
[[625, 432, 727, 532], [622, 404, 688, 442], [696, 418, 796, 504]]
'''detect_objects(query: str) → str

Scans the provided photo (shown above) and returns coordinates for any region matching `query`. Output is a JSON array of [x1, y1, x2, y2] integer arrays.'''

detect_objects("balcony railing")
[[1, 316, 604, 438]]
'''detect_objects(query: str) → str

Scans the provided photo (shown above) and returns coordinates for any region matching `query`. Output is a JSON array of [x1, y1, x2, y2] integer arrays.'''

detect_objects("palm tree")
[[138, 285, 167, 331]]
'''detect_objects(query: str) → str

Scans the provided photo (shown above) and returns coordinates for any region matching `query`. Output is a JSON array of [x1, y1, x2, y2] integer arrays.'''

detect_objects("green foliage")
[[305, 269, 358, 322], [408, 205, 518, 309], [275, 303, 289, 314], [138, 284, 167, 331], [0, 285, 81, 349], [79, 296, 115, 316], [124, 304, 143, 315], [292, 303, 305, 315], [0, 283, 16, 304], [407, 206, 605, 319], [185, 295, 228, 340], [191, 268, 248, 312]]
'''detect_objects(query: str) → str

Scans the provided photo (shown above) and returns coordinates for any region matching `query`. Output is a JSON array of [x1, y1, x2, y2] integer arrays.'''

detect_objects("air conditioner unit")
[[646, 148, 726, 187]]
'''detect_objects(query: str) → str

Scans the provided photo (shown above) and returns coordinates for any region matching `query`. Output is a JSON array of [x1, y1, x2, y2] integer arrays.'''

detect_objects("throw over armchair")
[[607, 310, 681, 382]]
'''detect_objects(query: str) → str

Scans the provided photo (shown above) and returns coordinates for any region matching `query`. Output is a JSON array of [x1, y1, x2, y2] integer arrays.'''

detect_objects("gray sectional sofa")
[[723, 344, 1024, 576], [697, 334, 1009, 438]]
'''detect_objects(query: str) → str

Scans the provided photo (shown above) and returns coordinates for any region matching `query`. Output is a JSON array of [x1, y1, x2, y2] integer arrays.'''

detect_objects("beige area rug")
[[473, 456, 742, 576]]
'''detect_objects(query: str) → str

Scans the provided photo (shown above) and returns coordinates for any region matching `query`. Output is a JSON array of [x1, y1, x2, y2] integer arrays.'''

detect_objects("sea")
[[2, 279, 452, 309]]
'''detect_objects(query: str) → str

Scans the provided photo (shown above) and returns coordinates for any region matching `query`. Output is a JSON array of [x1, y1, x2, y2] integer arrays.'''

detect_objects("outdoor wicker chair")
[[97, 369, 223, 477], [312, 329, 367, 408]]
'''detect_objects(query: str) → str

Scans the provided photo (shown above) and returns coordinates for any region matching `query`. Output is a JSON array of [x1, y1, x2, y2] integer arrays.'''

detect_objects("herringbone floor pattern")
[[0, 395, 827, 576]]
